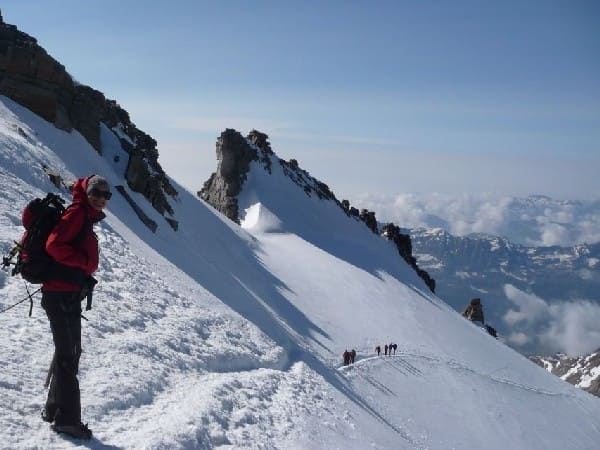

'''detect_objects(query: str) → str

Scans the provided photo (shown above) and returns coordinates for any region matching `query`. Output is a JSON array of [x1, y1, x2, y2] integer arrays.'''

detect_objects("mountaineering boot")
[[41, 408, 54, 423], [51, 422, 93, 440]]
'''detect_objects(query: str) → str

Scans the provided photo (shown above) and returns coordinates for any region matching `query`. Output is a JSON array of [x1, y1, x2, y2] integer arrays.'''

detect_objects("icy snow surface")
[[1, 95, 600, 449]]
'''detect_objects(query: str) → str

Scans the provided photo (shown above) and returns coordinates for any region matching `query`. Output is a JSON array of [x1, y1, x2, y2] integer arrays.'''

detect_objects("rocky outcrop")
[[277, 157, 336, 202], [114, 185, 158, 233], [199, 129, 260, 222], [0, 19, 73, 130], [359, 209, 378, 234], [0, 13, 177, 224], [381, 223, 436, 293], [199, 128, 336, 223]]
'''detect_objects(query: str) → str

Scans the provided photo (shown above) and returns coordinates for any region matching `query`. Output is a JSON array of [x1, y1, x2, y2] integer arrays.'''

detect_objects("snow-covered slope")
[[1, 95, 600, 449]]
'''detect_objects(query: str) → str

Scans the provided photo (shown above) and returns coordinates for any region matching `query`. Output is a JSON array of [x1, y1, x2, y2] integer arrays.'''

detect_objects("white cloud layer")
[[502, 284, 600, 356], [353, 193, 600, 247]]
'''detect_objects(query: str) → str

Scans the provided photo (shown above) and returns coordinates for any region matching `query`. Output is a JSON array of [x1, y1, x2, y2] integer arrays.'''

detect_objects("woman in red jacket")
[[41, 175, 111, 440]]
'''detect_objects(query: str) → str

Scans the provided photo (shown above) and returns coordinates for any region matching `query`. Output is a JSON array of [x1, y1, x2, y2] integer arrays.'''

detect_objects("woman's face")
[[87, 187, 111, 211]]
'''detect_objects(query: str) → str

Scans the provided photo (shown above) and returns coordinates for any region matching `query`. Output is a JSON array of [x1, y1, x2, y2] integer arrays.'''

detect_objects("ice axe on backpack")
[[1, 241, 22, 272], [79, 276, 98, 312]]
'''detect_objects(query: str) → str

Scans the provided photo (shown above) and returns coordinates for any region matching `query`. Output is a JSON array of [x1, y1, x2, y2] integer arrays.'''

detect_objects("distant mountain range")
[[409, 228, 600, 355], [530, 351, 600, 397]]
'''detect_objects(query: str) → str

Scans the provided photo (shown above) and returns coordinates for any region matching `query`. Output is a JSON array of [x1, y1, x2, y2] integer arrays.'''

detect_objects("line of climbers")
[[344, 300, 498, 367], [375, 343, 397, 356], [343, 342, 400, 365], [342, 349, 356, 365]]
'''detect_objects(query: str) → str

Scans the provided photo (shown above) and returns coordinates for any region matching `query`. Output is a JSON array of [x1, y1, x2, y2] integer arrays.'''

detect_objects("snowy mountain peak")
[[200, 128, 435, 292], [199, 128, 337, 223]]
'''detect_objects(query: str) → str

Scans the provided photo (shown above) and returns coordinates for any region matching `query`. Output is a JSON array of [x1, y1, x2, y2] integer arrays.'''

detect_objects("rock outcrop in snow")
[[199, 129, 340, 223], [199, 129, 261, 221], [381, 223, 436, 292], [200, 128, 435, 292]]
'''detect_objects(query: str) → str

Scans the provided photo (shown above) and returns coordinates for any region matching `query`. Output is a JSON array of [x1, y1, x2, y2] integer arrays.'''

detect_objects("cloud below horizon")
[[502, 284, 600, 356], [353, 192, 600, 247]]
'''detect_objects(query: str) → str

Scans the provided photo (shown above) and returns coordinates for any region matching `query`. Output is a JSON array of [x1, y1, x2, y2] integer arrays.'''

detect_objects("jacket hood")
[[72, 177, 90, 204]]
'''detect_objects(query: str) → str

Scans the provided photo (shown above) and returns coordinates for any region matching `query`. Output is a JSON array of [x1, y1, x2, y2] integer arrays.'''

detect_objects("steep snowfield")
[[1, 95, 600, 449]]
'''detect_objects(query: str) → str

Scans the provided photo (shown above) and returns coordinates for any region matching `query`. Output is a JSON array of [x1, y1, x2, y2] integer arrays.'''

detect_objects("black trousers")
[[41, 291, 82, 426]]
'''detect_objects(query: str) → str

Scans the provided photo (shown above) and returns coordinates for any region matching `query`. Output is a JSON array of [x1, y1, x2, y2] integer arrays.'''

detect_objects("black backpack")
[[12, 193, 87, 285]]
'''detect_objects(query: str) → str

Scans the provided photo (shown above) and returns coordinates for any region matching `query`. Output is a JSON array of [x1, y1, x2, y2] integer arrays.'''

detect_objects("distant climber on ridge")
[[343, 350, 350, 366]]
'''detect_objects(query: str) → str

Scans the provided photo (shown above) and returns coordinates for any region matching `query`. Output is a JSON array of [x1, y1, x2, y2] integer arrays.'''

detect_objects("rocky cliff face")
[[200, 128, 435, 293], [381, 223, 436, 292], [198, 129, 262, 221], [530, 351, 600, 398], [0, 13, 177, 219]]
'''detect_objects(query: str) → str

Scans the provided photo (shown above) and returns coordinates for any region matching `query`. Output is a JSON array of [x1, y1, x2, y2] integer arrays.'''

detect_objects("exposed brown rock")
[[0, 16, 178, 224], [381, 223, 436, 293], [199, 129, 259, 222]]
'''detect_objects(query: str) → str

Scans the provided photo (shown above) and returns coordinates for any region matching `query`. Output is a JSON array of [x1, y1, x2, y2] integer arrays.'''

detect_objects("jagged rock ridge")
[[0, 12, 177, 221], [200, 128, 435, 292], [381, 223, 436, 292], [199, 129, 262, 221]]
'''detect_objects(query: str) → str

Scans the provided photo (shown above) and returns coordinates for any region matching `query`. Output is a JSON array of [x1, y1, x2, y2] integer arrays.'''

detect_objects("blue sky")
[[3, 1, 599, 200]]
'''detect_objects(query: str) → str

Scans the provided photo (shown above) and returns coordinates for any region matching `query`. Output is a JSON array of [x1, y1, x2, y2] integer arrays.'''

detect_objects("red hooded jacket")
[[43, 177, 105, 292]]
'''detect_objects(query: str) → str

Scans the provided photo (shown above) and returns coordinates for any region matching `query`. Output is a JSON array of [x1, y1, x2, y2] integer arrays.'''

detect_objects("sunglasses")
[[89, 188, 112, 200]]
